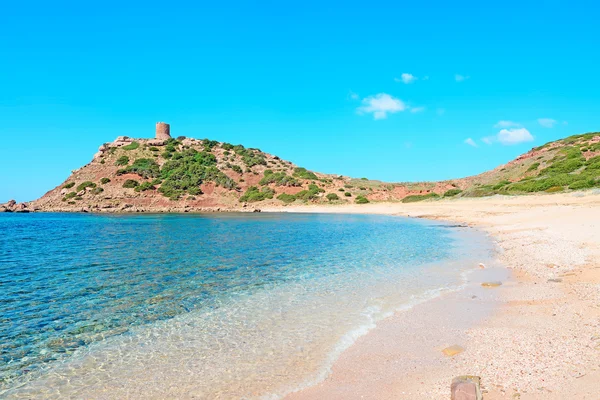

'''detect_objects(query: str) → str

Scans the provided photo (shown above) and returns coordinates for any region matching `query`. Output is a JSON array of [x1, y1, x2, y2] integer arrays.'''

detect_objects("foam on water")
[[0, 213, 497, 399]]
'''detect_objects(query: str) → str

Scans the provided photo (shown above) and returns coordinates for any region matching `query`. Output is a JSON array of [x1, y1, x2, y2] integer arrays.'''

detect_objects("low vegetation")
[[239, 186, 274, 202], [293, 167, 318, 180], [443, 189, 462, 197], [355, 195, 369, 204], [122, 179, 139, 188], [402, 193, 440, 203], [259, 170, 300, 186], [76, 181, 96, 192], [122, 141, 140, 151], [326, 193, 340, 201]]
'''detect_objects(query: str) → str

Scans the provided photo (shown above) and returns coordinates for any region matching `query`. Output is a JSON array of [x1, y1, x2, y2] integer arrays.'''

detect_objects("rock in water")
[[451, 375, 482, 400]]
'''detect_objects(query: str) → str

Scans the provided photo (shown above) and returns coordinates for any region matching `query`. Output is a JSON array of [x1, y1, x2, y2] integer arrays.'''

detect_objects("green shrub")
[[231, 164, 243, 174], [74, 196, 83, 201], [63, 192, 77, 200], [277, 193, 296, 204], [326, 193, 340, 201], [122, 141, 140, 151], [158, 149, 236, 199], [115, 156, 129, 166], [100, 177, 111, 184], [134, 181, 156, 192], [527, 162, 540, 172], [63, 182, 75, 189], [119, 158, 160, 179], [338, 188, 345, 192], [492, 180, 511, 190], [123, 179, 139, 188], [542, 158, 583, 174], [293, 167, 318, 180], [76, 181, 96, 192], [355, 195, 369, 204], [569, 179, 595, 190], [222, 143, 234, 151], [91, 187, 104, 195], [443, 189, 462, 197], [149, 146, 159, 152], [344, 192, 352, 197], [259, 171, 300, 186], [402, 193, 440, 203], [545, 186, 563, 193], [239, 186, 275, 202], [162, 151, 173, 159]]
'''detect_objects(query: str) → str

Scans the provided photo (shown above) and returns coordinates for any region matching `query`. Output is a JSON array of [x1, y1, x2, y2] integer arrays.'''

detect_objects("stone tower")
[[156, 122, 171, 140]]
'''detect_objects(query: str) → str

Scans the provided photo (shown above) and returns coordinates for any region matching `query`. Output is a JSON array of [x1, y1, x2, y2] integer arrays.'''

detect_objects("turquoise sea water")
[[0, 212, 495, 399]]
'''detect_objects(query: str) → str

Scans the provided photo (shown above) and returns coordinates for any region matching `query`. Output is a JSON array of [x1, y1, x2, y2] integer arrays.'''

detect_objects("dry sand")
[[264, 192, 600, 399]]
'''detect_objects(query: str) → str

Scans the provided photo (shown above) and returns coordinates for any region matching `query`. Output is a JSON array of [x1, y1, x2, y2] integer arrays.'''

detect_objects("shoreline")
[[268, 192, 600, 399]]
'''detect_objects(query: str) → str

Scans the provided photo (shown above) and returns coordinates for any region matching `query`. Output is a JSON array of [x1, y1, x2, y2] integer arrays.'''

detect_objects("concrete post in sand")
[[156, 122, 171, 140], [451, 376, 482, 400]]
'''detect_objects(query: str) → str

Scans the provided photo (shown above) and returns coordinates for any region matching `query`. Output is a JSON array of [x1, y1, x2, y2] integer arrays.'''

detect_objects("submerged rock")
[[442, 345, 465, 357], [451, 375, 482, 400]]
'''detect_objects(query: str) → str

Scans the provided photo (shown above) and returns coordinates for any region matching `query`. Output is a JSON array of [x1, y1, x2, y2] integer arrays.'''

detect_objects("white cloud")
[[538, 118, 557, 128], [357, 93, 407, 120], [455, 74, 470, 82], [464, 138, 478, 147], [410, 106, 425, 113], [494, 120, 521, 128], [395, 73, 417, 84], [481, 136, 494, 145], [497, 128, 534, 145]]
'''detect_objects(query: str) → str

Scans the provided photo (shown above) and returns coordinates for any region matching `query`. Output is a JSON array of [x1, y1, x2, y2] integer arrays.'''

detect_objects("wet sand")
[[265, 192, 600, 399]]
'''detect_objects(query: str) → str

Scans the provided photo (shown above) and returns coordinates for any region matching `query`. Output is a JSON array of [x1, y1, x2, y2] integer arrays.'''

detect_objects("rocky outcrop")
[[1, 200, 31, 213]]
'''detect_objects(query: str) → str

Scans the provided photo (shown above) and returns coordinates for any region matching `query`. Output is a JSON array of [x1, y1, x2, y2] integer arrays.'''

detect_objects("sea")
[[0, 212, 497, 399]]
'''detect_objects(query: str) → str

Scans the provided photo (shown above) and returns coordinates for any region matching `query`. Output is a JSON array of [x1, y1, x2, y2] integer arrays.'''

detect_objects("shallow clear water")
[[0, 212, 494, 399]]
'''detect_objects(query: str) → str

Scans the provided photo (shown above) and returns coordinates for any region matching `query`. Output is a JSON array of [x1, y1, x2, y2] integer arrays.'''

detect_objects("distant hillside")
[[458, 132, 600, 197], [4, 130, 599, 213]]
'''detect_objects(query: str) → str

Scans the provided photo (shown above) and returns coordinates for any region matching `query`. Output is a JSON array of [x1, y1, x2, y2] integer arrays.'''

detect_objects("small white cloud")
[[410, 106, 425, 113], [497, 128, 534, 145], [481, 136, 494, 145], [464, 138, 478, 147], [538, 118, 557, 128], [395, 73, 417, 84], [347, 90, 359, 100], [455, 74, 470, 82], [357, 93, 406, 120], [494, 120, 521, 128]]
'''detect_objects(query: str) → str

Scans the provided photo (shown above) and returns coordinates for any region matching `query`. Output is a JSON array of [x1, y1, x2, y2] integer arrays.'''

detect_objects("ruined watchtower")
[[156, 122, 171, 140]]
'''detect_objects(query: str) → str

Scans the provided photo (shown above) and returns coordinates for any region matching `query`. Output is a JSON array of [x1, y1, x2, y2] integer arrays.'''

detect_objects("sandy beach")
[[264, 191, 600, 399]]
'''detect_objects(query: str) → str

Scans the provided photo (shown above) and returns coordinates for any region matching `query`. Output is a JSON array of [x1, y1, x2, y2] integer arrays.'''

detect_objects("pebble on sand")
[[481, 281, 502, 288], [442, 345, 465, 357]]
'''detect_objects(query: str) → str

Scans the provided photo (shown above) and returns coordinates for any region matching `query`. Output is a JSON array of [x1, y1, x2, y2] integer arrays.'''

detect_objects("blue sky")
[[2, 0, 599, 202]]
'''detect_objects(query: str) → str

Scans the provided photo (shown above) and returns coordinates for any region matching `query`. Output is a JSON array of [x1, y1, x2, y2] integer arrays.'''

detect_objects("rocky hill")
[[3, 127, 600, 213]]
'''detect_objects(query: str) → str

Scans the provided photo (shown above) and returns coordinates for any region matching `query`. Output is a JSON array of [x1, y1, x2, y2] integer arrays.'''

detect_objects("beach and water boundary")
[[277, 191, 600, 399], [1, 212, 499, 399], [1, 191, 599, 399]]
